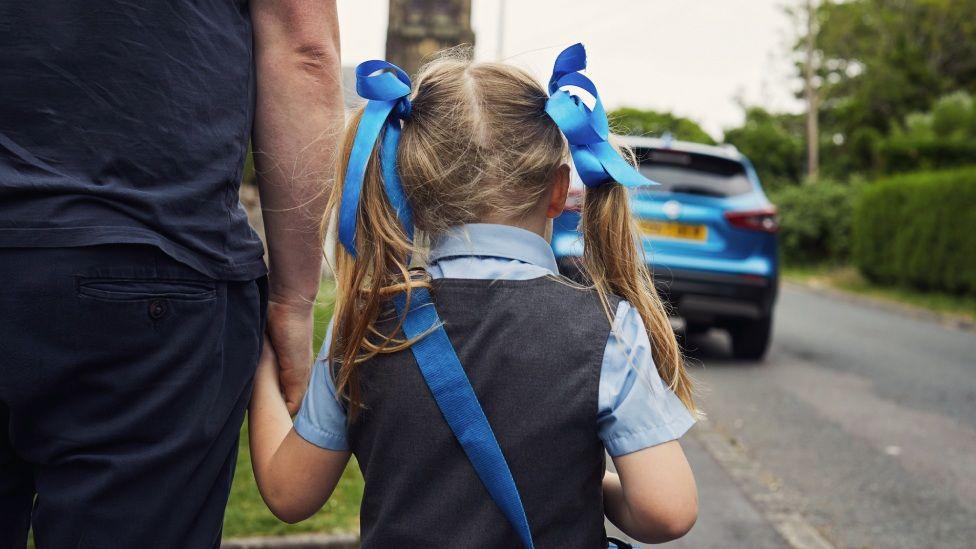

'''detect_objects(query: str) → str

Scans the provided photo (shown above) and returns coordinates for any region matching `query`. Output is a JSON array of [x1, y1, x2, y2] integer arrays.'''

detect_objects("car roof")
[[618, 135, 744, 162]]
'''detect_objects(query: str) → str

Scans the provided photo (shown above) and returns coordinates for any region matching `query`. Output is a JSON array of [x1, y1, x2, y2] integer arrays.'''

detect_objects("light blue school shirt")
[[295, 223, 695, 457]]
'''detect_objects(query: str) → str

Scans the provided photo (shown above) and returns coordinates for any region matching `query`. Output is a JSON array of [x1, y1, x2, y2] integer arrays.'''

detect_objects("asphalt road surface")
[[609, 284, 976, 549]]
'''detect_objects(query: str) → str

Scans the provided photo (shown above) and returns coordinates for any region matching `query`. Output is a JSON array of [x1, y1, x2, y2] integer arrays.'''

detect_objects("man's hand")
[[266, 300, 315, 414]]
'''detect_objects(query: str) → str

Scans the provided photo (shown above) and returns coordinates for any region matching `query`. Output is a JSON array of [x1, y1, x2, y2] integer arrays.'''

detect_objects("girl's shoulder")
[[432, 274, 624, 321]]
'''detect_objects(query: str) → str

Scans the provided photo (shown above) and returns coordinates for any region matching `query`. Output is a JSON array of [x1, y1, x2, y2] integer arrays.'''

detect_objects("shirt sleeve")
[[598, 300, 696, 457], [293, 319, 350, 451]]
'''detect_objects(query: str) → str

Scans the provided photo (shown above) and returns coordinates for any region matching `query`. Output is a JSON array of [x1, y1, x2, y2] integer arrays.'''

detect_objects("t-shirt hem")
[[0, 226, 267, 281]]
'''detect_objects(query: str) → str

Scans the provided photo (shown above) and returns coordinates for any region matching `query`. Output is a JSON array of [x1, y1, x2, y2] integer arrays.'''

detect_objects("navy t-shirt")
[[0, 0, 266, 280]]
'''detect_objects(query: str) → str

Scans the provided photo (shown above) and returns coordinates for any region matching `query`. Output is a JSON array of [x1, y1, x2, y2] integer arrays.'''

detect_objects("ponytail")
[[579, 182, 697, 414], [326, 108, 426, 419]]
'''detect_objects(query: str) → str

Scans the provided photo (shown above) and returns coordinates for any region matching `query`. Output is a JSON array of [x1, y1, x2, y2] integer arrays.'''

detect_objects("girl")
[[249, 45, 699, 548]]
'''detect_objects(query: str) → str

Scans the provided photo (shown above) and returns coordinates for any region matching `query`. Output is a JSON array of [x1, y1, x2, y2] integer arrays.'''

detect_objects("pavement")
[[609, 284, 976, 549]]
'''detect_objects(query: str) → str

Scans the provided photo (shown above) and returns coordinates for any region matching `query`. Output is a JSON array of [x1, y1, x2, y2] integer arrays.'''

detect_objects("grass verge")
[[223, 279, 365, 538], [783, 264, 976, 324]]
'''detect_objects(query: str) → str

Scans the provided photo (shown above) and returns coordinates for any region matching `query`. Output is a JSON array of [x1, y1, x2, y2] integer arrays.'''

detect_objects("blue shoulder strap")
[[393, 287, 535, 549]]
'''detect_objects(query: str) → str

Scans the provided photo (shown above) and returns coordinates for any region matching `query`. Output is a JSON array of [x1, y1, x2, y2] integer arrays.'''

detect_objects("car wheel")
[[730, 315, 772, 360]]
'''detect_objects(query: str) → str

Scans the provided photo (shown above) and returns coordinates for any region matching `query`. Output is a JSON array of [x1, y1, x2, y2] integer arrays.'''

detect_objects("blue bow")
[[545, 43, 657, 188], [338, 60, 415, 257]]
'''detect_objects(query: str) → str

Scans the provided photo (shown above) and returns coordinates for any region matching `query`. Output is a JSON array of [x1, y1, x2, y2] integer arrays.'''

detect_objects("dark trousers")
[[0, 245, 267, 549]]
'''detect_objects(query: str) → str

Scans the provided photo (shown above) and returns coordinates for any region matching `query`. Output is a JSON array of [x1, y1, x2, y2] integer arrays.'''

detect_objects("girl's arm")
[[604, 440, 698, 544], [249, 340, 350, 523]]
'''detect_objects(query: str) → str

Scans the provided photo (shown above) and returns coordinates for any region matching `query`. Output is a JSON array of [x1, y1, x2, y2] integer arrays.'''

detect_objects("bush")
[[853, 167, 976, 295], [609, 107, 716, 145], [768, 181, 861, 264], [723, 107, 805, 189], [875, 92, 976, 175], [877, 137, 976, 174]]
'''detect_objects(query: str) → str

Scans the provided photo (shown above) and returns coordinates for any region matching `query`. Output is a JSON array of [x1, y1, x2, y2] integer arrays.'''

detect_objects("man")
[[0, 1, 342, 547]]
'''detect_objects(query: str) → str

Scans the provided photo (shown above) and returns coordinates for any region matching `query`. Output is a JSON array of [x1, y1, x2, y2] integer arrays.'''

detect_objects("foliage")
[[723, 107, 805, 189], [875, 92, 976, 173], [735, 1, 976, 181], [729, 89, 976, 183], [930, 91, 976, 139], [609, 107, 716, 145], [877, 135, 976, 174], [768, 180, 861, 264], [853, 167, 976, 295], [806, 0, 976, 139]]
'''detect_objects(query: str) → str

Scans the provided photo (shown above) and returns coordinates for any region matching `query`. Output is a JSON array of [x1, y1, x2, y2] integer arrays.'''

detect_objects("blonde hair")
[[326, 52, 696, 418]]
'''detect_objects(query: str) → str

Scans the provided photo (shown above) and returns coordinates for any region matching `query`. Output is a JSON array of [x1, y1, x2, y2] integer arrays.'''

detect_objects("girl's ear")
[[546, 164, 571, 219]]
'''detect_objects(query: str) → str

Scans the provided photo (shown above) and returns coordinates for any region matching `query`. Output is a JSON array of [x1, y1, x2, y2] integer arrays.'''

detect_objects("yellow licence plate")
[[639, 220, 708, 241]]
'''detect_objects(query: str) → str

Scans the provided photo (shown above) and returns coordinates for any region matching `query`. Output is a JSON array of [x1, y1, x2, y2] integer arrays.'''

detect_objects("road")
[[609, 284, 976, 549]]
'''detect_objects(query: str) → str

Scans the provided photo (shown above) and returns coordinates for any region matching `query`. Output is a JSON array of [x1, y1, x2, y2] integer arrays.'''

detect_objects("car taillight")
[[563, 187, 584, 212], [724, 207, 779, 233]]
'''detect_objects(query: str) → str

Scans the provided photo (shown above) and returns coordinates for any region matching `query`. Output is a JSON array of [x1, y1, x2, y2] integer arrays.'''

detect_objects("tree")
[[804, 0, 976, 138], [609, 107, 716, 145], [802, 0, 820, 180], [723, 107, 806, 189]]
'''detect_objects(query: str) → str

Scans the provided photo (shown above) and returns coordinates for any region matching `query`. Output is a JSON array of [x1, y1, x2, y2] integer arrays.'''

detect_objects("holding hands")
[[264, 299, 315, 414]]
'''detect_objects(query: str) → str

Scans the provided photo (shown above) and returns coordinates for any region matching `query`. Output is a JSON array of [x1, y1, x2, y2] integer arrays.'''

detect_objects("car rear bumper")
[[556, 259, 777, 322], [654, 267, 777, 322]]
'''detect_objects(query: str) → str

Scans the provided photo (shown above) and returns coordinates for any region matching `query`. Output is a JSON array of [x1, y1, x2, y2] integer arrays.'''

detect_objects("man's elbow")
[[253, 1, 340, 81], [290, 40, 340, 80], [255, 32, 340, 84]]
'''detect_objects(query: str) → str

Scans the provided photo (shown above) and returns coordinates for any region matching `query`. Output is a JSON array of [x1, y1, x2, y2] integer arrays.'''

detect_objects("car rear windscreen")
[[634, 148, 753, 197]]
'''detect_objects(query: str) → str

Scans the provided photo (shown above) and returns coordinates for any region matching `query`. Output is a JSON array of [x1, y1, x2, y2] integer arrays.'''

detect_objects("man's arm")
[[252, 0, 343, 413]]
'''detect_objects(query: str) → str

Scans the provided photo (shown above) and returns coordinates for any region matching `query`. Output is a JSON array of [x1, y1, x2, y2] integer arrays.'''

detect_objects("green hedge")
[[877, 137, 976, 175], [853, 167, 976, 294], [768, 181, 861, 264]]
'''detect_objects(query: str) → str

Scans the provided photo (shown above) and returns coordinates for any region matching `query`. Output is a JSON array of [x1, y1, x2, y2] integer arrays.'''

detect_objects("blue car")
[[553, 136, 779, 359]]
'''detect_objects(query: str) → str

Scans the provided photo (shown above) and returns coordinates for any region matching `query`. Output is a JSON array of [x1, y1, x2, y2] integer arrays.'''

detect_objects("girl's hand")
[[254, 335, 284, 399], [248, 335, 352, 524]]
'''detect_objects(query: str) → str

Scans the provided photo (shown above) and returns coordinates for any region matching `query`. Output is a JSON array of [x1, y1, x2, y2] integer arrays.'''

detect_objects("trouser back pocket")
[[76, 278, 217, 302]]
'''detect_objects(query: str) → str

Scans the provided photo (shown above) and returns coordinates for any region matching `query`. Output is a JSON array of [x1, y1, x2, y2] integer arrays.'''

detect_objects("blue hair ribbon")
[[545, 43, 657, 188], [338, 60, 415, 257]]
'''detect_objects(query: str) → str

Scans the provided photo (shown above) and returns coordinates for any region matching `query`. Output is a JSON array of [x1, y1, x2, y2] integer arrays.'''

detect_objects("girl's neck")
[[480, 204, 552, 241], [477, 216, 550, 242]]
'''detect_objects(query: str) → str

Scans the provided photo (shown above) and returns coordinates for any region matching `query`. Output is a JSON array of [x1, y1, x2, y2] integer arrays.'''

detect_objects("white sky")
[[337, 0, 804, 139]]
